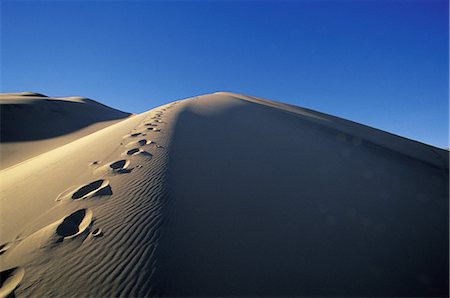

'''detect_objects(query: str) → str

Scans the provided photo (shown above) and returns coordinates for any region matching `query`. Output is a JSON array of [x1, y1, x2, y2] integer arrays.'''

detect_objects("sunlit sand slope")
[[0, 92, 447, 297], [0, 100, 179, 297]]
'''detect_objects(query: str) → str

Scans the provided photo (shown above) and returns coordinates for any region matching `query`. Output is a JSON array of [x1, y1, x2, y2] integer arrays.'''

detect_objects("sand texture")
[[0, 92, 448, 297]]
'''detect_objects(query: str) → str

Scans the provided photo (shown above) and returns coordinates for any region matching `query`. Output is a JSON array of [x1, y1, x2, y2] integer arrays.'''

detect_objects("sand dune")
[[0, 92, 448, 297], [0, 92, 130, 169]]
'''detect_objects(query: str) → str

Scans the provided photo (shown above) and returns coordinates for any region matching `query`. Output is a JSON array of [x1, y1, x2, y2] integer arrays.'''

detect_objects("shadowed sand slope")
[[0, 92, 131, 169], [155, 93, 449, 297], [0, 92, 448, 297]]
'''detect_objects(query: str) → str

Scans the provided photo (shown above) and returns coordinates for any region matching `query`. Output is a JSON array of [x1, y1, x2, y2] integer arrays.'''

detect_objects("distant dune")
[[0, 92, 448, 297], [0, 92, 131, 169]]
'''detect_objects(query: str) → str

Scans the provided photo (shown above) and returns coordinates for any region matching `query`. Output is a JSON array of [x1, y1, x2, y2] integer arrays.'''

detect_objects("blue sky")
[[1, 0, 448, 148]]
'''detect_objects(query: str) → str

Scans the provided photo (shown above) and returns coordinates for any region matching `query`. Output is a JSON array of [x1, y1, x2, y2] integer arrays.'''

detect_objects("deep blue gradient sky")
[[1, 0, 448, 148]]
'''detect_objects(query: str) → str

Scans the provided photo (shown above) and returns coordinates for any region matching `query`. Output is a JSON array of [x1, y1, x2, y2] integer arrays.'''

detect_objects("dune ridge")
[[0, 92, 448, 297], [218, 92, 448, 169]]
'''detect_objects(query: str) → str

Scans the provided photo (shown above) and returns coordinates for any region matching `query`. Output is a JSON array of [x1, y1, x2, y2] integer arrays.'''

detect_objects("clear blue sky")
[[1, 0, 448, 148]]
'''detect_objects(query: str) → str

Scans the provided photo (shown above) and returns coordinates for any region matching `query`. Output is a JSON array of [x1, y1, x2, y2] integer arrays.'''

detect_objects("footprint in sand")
[[126, 148, 140, 155], [126, 148, 152, 158], [140, 139, 153, 146], [89, 160, 101, 166], [91, 228, 103, 237], [109, 159, 130, 173], [71, 180, 112, 200], [96, 159, 132, 175], [130, 139, 160, 148], [125, 139, 153, 148], [56, 180, 112, 202], [123, 132, 143, 139], [145, 127, 156, 131], [56, 209, 93, 239], [145, 127, 161, 132], [136, 139, 149, 146], [0, 267, 25, 297], [4, 209, 93, 267], [0, 243, 11, 256], [144, 123, 158, 127]]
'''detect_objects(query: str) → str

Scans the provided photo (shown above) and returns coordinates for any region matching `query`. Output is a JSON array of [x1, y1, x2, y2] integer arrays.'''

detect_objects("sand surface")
[[0, 92, 448, 297]]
